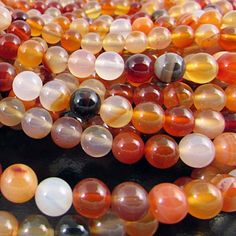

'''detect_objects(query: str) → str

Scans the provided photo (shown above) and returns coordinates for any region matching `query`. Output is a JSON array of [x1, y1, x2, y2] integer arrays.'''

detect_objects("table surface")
[[0, 127, 235, 236]]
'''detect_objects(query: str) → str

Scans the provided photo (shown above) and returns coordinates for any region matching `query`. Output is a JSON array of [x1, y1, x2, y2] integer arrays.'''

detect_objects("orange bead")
[[176, 13, 199, 30], [101, 0, 115, 15], [172, 25, 194, 48], [26, 16, 44, 37], [225, 85, 236, 111], [0, 211, 18, 236], [198, 10, 222, 28], [132, 17, 154, 35], [191, 166, 220, 181], [90, 19, 109, 38], [53, 16, 70, 31], [155, 16, 176, 30], [219, 27, 236, 51], [61, 29, 81, 52]]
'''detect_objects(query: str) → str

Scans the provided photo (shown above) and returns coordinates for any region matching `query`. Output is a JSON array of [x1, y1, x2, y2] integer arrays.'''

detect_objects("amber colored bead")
[[14, 0, 30, 12], [164, 106, 194, 137], [26, 16, 44, 37], [53, 16, 70, 31], [176, 13, 199, 30], [191, 166, 220, 181], [0, 62, 16, 92], [225, 85, 236, 111], [103, 33, 125, 53], [155, 16, 176, 30], [219, 27, 236, 51], [172, 25, 194, 48], [145, 135, 179, 169], [112, 131, 144, 164], [7, 20, 31, 41], [198, 10, 222, 28], [132, 17, 154, 35], [61, 29, 81, 52], [42, 23, 63, 44], [101, 0, 115, 15], [0, 211, 18, 236], [90, 19, 109, 38]]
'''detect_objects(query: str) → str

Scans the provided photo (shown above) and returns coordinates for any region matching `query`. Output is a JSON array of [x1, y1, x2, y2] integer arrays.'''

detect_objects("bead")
[[226, 85, 236, 111], [213, 132, 236, 166], [51, 117, 83, 149], [179, 133, 215, 168], [112, 131, 144, 164], [155, 16, 176, 30], [31, 37, 48, 52], [53, 16, 70, 31], [0, 97, 25, 126], [55, 215, 90, 236], [42, 23, 63, 44], [89, 211, 125, 236], [39, 80, 70, 112], [68, 49, 96, 78], [223, 111, 236, 132], [17, 40, 44, 68], [132, 102, 164, 134], [164, 107, 194, 137], [81, 32, 102, 54], [174, 177, 192, 189], [26, 16, 44, 36], [125, 31, 147, 53], [222, 10, 236, 28], [95, 52, 124, 81], [184, 180, 223, 219], [100, 95, 133, 128], [81, 125, 113, 157], [154, 53, 185, 83], [219, 27, 236, 51], [61, 29, 81, 52], [191, 166, 220, 182], [69, 18, 89, 37], [73, 178, 110, 219], [0, 164, 38, 203], [193, 84, 226, 111], [149, 183, 188, 224], [125, 54, 154, 84], [193, 110, 225, 139], [0, 62, 16, 92], [13, 71, 42, 101], [163, 82, 193, 109], [45, 7, 61, 17], [199, 10, 222, 27], [0, 211, 18, 236], [0, 6, 12, 30], [17, 215, 53, 236], [35, 177, 73, 217], [172, 25, 194, 48], [7, 20, 31, 41], [145, 135, 179, 169], [103, 33, 125, 53], [184, 53, 218, 84], [12, 9, 28, 21], [90, 19, 109, 38], [84, 1, 101, 19], [110, 19, 131, 38], [132, 17, 153, 35], [112, 182, 149, 221]]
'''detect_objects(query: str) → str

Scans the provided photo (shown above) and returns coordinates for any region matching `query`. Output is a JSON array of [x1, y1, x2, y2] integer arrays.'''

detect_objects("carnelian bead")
[[219, 27, 236, 51], [26, 16, 44, 37], [90, 19, 109, 38], [225, 85, 236, 111], [191, 166, 220, 181], [61, 29, 81, 52], [132, 17, 154, 35], [53, 16, 70, 31], [198, 10, 222, 28], [155, 16, 176, 30], [0, 62, 16, 92], [101, 0, 115, 15], [172, 25, 194, 48], [7, 20, 31, 41]]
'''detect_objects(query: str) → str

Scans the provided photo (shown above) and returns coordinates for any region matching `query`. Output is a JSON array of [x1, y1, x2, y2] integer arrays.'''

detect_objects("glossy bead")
[[219, 27, 236, 51], [132, 102, 164, 134], [81, 32, 102, 54], [154, 53, 185, 83], [81, 125, 113, 157], [191, 166, 220, 182], [42, 23, 63, 44], [7, 20, 31, 41], [0, 97, 25, 126], [184, 180, 223, 219], [164, 107, 194, 137], [39, 80, 70, 112], [155, 16, 176, 30], [51, 117, 83, 149], [68, 49, 95, 78], [44, 7, 61, 17], [90, 19, 109, 38], [0, 164, 38, 203], [125, 31, 147, 53], [0, 62, 16, 92], [163, 82, 193, 109], [198, 10, 222, 27], [132, 17, 153, 35], [112, 131, 144, 164], [31, 37, 48, 52], [26, 16, 44, 36], [226, 85, 236, 111], [0, 211, 18, 236], [70, 18, 89, 37], [55, 215, 90, 236], [214, 132, 236, 166], [13, 71, 42, 101], [73, 178, 110, 219], [18, 215, 53, 236], [172, 25, 194, 48], [100, 95, 133, 128], [133, 83, 163, 106], [112, 182, 149, 221], [0, 6, 12, 30], [103, 33, 125, 53], [193, 84, 226, 111], [89, 211, 125, 236], [184, 53, 218, 84], [194, 110, 225, 139], [125, 54, 154, 84], [17, 39, 44, 68], [43, 46, 68, 74], [179, 133, 215, 168], [110, 18, 131, 38], [35, 177, 73, 217], [149, 183, 188, 224], [222, 10, 236, 28], [145, 135, 179, 169], [95, 52, 124, 81], [84, 1, 101, 19], [61, 29, 81, 52]]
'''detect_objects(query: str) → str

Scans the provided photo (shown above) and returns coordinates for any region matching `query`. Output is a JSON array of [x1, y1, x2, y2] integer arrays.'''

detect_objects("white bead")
[[110, 19, 131, 39], [0, 6, 12, 31]]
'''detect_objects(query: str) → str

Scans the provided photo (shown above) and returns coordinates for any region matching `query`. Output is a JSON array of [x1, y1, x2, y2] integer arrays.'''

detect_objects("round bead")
[[81, 32, 102, 54], [154, 53, 185, 83], [95, 52, 124, 81], [73, 178, 111, 219], [7, 20, 31, 41], [125, 31, 147, 53], [0, 211, 18, 236], [51, 117, 83, 149], [219, 27, 236, 51], [145, 135, 179, 169], [184, 180, 223, 219], [69, 18, 89, 37], [110, 19, 131, 38], [172, 25, 194, 48], [13, 71, 42, 101], [81, 125, 113, 158], [61, 29, 81, 52], [112, 182, 149, 221], [0, 62, 16, 92], [21, 108, 53, 139], [0, 6, 12, 30], [35, 177, 73, 217], [226, 85, 236, 111], [26, 16, 44, 36], [103, 33, 125, 53], [179, 133, 215, 168], [132, 17, 154, 35], [68, 49, 96, 78], [42, 23, 63, 44], [0, 164, 38, 203], [149, 183, 188, 224], [100, 95, 133, 128], [191, 166, 220, 182]]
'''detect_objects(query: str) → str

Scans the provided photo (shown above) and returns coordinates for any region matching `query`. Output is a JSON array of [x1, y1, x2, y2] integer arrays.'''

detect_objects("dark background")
[[0, 127, 236, 236]]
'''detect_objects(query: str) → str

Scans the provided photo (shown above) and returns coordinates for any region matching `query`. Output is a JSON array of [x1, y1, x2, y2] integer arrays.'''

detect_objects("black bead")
[[70, 88, 101, 119]]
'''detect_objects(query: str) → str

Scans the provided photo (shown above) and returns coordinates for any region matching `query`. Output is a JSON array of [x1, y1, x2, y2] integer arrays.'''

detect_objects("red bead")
[[0, 62, 16, 92], [31, 0, 47, 14], [174, 177, 192, 188], [63, 3, 79, 13], [7, 20, 31, 41], [47, 1, 63, 11]]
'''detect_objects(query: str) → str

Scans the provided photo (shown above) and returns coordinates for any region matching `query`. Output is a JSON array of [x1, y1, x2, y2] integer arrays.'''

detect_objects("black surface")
[[0, 127, 236, 236]]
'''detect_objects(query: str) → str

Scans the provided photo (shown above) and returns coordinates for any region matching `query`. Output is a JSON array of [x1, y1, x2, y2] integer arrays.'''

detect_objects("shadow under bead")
[[70, 88, 101, 120]]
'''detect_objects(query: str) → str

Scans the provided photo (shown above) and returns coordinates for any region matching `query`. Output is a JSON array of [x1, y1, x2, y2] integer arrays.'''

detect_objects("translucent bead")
[[44, 7, 61, 17], [13, 71, 42, 101], [81, 125, 113, 157], [26, 16, 44, 37], [95, 52, 124, 81], [21, 108, 52, 139], [42, 23, 63, 44], [31, 37, 48, 52], [84, 1, 102, 19], [0, 211, 18, 236], [110, 19, 131, 38], [222, 10, 236, 28], [68, 49, 96, 78], [132, 17, 154, 35], [0, 62, 16, 92], [81, 32, 102, 54], [61, 29, 81, 52], [70, 18, 89, 37], [125, 31, 147, 53], [35, 177, 73, 217], [0, 6, 12, 31], [100, 95, 133, 128], [179, 133, 215, 168], [103, 33, 125, 53], [172, 25, 194, 48]]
